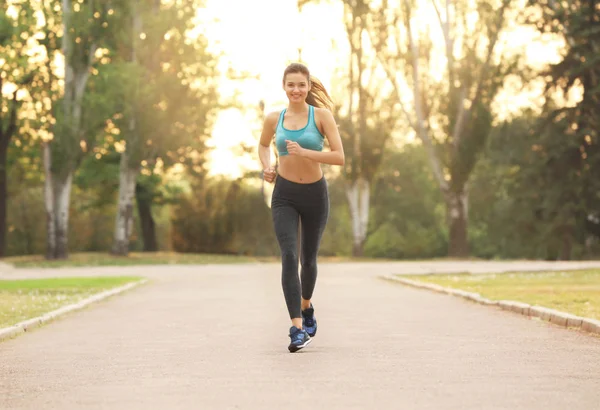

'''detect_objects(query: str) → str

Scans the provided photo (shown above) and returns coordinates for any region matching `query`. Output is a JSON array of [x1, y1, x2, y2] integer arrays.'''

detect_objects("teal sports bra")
[[275, 105, 324, 156]]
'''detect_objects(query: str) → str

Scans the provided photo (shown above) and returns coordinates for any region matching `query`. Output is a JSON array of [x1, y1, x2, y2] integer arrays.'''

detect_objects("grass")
[[3, 252, 269, 268], [0, 276, 142, 328], [404, 269, 600, 320], [2, 252, 393, 269]]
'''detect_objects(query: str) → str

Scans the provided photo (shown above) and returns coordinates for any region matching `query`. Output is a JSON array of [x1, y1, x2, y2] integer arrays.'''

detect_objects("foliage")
[[3, 0, 600, 261], [171, 177, 279, 256], [365, 143, 447, 259]]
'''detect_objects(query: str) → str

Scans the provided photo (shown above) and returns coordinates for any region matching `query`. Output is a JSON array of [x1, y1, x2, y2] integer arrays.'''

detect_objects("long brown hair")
[[283, 63, 334, 112]]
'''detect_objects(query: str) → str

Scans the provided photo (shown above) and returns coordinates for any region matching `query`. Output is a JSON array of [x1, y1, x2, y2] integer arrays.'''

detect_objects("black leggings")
[[271, 175, 329, 319]]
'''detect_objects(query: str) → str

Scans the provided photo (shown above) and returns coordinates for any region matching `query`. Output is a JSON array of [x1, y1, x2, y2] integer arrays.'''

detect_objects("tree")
[[336, 0, 397, 256], [110, 0, 219, 255], [292, 0, 391, 256], [370, 0, 518, 257], [366, 144, 446, 259], [44, 0, 115, 259], [110, 0, 142, 255], [0, 3, 40, 257], [523, 0, 600, 259]]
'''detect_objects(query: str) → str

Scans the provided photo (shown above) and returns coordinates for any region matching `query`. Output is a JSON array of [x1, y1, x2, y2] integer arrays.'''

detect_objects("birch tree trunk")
[[343, 2, 372, 257], [43, 141, 56, 259], [112, 0, 141, 255], [53, 171, 73, 259], [346, 177, 370, 256], [53, 71, 89, 258], [113, 148, 139, 255], [47, 0, 95, 259]]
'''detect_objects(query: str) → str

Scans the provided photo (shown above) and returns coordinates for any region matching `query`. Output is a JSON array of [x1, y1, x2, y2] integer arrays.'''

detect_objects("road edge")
[[381, 274, 600, 337], [0, 279, 148, 343]]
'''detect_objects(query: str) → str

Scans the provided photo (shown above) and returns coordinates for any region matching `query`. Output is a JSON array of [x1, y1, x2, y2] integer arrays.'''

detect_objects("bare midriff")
[[278, 155, 323, 184]]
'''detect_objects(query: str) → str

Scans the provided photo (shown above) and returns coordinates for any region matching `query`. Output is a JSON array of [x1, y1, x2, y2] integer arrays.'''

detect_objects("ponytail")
[[306, 76, 334, 112]]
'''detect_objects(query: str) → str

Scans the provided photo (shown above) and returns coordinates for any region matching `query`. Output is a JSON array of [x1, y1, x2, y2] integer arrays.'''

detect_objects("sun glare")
[[196, 0, 565, 179], [197, 0, 346, 178]]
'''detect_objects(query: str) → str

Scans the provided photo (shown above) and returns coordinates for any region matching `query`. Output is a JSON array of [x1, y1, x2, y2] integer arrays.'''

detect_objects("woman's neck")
[[287, 102, 309, 114]]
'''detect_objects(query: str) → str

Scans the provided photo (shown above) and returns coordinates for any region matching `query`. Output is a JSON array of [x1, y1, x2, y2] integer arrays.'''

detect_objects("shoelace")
[[304, 317, 314, 327]]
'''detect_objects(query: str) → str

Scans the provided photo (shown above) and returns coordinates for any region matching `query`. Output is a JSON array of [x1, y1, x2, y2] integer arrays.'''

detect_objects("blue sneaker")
[[288, 326, 311, 353], [302, 305, 317, 337]]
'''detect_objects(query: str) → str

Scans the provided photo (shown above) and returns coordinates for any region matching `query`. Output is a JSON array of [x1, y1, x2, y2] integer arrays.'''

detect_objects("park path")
[[1, 260, 600, 409]]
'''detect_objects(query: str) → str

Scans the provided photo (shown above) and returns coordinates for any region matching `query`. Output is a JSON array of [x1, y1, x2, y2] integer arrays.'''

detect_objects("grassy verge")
[[2, 252, 392, 269], [404, 269, 600, 320], [0, 276, 142, 328], [3, 252, 271, 268]]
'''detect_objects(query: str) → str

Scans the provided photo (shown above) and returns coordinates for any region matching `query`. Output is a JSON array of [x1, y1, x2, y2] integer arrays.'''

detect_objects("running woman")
[[258, 63, 345, 352]]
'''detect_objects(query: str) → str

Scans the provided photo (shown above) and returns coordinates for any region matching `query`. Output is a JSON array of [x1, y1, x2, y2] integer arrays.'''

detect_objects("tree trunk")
[[43, 142, 56, 259], [0, 135, 8, 258], [559, 225, 573, 261], [44, 0, 74, 260], [46, 0, 95, 260], [111, 0, 141, 256], [53, 171, 73, 259], [0, 85, 17, 258], [346, 177, 370, 257], [135, 183, 157, 252], [113, 150, 139, 256], [19, 195, 34, 255], [446, 190, 469, 258]]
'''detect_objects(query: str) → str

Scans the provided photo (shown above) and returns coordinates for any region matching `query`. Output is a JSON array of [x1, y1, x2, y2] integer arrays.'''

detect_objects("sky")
[[195, 0, 348, 178], [193, 0, 565, 179], [2, 1, 567, 179]]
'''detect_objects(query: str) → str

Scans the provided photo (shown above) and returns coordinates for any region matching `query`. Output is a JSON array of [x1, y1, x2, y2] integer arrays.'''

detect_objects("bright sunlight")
[[196, 0, 565, 179]]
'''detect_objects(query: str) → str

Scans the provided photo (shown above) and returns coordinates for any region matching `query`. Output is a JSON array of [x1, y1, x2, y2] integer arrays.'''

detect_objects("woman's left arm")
[[285, 109, 345, 166]]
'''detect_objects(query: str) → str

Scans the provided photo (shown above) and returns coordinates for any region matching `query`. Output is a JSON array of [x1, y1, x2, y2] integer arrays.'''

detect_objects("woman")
[[258, 63, 345, 352]]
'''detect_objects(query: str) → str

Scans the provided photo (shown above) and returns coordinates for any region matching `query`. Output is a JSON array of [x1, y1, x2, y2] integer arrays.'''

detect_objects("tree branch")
[[7, 91, 18, 140], [61, 0, 71, 58], [451, 86, 467, 148], [404, 0, 448, 192], [367, 19, 417, 130], [88, 43, 98, 69], [376, 57, 417, 131], [461, 0, 511, 138], [432, 0, 456, 119]]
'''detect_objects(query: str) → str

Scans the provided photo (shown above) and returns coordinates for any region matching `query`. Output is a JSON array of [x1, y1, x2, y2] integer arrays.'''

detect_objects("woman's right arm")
[[258, 111, 280, 182]]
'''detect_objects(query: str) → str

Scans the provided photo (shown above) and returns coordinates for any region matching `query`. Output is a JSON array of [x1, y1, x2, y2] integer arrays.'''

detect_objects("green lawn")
[[404, 269, 600, 320], [2, 252, 391, 269], [3, 252, 270, 268], [0, 276, 142, 328]]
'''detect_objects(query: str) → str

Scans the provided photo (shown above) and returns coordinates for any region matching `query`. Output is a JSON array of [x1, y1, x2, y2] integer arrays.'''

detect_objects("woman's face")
[[283, 72, 310, 104]]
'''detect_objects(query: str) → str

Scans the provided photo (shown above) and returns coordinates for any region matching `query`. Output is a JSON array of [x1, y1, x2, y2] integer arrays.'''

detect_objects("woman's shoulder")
[[264, 109, 284, 125], [313, 106, 334, 121]]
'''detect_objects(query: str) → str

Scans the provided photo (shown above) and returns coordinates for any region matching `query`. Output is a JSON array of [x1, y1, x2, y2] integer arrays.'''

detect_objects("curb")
[[381, 274, 600, 337], [0, 279, 148, 343]]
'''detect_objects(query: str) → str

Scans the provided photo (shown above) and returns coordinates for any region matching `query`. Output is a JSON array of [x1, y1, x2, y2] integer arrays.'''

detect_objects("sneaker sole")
[[288, 337, 312, 353]]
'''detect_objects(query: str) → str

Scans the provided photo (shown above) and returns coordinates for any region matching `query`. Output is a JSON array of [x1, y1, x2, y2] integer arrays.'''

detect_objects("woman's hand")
[[263, 166, 277, 183], [285, 140, 306, 157]]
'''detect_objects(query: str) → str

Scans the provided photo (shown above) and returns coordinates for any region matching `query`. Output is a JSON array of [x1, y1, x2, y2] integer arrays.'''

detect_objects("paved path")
[[1, 261, 599, 409]]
